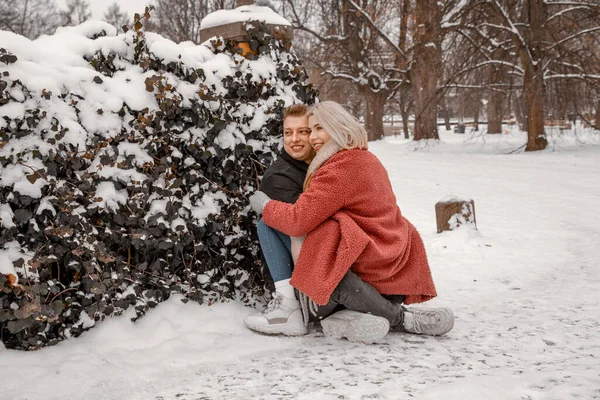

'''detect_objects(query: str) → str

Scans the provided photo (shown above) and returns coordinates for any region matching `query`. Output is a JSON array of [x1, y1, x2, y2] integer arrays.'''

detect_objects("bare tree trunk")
[[473, 98, 480, 131], [487, 53, 505, 134], [485, 8, 506, 134], [411, 0, 441, 141], [523, 0, 548, 151], [514, 92, 527, 131], [487, 90, 503, 133], [524, 65, 547, 151], [401, 109, 410, 139], [457, 94, 464, 124], [362, 89, 386, 141], [595, 99, 600, 130], [440, 97, 451, 131]]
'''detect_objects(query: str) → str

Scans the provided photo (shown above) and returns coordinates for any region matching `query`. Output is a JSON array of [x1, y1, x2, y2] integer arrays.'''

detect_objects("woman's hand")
[[249, 191, 271, 214]]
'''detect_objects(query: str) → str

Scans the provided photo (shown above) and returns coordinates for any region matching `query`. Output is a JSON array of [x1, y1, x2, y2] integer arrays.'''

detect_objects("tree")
[[61, 0, 91, 26], [282, 0, 404, 141], [287, 0, 486, 142], [104, 2, 129, 32], [445, 0, 600, 150], [410, 0, 443, 140], [150, 0, 236, 43], [0, 0, 61, 39]]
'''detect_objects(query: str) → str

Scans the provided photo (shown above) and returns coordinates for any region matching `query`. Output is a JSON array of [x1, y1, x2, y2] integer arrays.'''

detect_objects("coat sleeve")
[[260, 170, 302, 204], [262, 158, 348, 237]]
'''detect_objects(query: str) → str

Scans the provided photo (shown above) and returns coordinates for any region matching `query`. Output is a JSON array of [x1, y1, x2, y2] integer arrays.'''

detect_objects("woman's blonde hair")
[[307, 101, 368, 150]]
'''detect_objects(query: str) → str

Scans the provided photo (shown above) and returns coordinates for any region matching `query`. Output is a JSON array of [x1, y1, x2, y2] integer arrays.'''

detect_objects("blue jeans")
[[257, 218, 293, 283]]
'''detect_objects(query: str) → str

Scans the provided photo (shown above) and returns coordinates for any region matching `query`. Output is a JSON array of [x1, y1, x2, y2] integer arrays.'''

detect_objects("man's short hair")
[[283, 104, 308, 119]]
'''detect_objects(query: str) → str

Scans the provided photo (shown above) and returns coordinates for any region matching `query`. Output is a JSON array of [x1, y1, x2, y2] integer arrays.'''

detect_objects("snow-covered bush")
[[0, 17, 316, 350]]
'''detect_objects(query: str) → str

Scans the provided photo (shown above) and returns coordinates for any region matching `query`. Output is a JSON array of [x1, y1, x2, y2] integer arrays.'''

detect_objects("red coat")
[[262, 149, 437, 305]]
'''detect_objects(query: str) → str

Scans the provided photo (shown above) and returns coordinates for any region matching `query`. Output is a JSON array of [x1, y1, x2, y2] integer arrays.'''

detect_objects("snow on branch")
[[442, 0, 471, 26], [440, 83, 515, 93], [552, 60, 585, 72], [480, 22, 528, 36], [547, 6, 592, 21], [548, 26, 600, 50], [322, 70, 364, 85], [544, 1, 600, 8], [490, 0, 534, 64], [453, 59, 524, 78], [442, 83, 517, 88], [545, 73, 600, 80]]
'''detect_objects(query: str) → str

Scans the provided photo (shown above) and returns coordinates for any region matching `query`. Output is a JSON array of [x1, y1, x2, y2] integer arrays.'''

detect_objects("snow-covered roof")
[[200, 5, 291, 30]]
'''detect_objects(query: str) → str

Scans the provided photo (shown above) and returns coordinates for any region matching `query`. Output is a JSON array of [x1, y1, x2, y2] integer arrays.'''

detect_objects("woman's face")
[[308, 115, 331, 152]]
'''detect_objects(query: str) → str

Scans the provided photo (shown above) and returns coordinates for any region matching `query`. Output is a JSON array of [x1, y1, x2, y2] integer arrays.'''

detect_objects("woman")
[[247, 101, 454, 342]]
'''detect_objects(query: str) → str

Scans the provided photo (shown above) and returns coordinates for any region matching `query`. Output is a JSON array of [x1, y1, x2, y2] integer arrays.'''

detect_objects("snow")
[[73, 311, 96, 330], [1, 126, 599, 398], [54, 20, 118, 39], [1, 19, 300, 229], [93, 181, 129, 212], [0, 203, 15, 229], [0, 252, 17, 281], [200, 5, 291, 30], [438, 194, 472, 203], [442, 0, 470, 27], [191, 191, 228, 226]]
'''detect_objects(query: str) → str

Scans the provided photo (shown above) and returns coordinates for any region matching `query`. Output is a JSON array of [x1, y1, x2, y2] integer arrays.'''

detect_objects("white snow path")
[[1, 131, 600, 399]]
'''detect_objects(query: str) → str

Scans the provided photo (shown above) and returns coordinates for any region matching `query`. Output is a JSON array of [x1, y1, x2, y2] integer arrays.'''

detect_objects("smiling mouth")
[[291, 145, 304, 151], [312, 143, 323, 151]]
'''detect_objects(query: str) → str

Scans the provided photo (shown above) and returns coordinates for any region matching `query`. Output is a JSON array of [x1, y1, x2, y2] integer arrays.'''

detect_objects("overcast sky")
[[56, 0, 154, 20]]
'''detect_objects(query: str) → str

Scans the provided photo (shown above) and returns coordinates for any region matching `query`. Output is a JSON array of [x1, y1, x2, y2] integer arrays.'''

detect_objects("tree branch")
[[489, 0, 534, 65], [548, 26, 600, 50], [345, 0, 408, 61], [547, 6, 591, 22]]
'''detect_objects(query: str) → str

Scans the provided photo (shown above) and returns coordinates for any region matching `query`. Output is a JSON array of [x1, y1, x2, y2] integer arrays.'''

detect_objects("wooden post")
[[435, 198, 477, 233]]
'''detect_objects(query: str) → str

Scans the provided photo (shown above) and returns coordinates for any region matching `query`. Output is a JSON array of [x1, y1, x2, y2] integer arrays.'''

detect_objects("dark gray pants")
[[315, 270, 405, 327]]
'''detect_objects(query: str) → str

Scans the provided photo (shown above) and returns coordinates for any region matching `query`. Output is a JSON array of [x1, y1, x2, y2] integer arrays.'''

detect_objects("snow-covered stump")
[[435, 197, 477, 233]]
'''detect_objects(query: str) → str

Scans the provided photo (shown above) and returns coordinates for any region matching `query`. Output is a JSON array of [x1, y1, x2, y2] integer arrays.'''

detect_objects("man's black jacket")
[[260, 151, 308, 204]]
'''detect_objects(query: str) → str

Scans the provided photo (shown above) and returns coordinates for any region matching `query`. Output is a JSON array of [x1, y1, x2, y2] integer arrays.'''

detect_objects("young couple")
[[245, 101, 454, 343]]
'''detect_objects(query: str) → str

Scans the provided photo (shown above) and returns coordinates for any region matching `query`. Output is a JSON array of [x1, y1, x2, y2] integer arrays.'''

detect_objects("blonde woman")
[[247, 101, 454, 343]]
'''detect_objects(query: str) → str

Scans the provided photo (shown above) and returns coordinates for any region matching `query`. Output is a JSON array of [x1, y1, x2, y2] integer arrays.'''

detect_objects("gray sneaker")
[[321, 310, 390, 344], [398, 306, 454, 336]]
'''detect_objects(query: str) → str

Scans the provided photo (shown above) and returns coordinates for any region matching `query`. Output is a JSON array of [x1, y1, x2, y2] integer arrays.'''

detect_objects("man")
[[243, 104, 314, 336]]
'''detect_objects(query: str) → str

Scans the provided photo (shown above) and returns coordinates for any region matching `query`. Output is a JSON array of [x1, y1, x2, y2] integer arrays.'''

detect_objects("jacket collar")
[[281, 150, 309, 172]]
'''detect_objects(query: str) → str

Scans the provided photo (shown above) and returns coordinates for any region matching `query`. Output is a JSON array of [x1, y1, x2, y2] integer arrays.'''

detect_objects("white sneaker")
[[243, 280, 307, 336], [321, 310, 390, 344], [400, 307, 454, 336]]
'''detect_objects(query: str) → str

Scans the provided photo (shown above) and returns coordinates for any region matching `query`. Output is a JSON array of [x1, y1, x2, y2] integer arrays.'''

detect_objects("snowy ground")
[[2, 126, 600, 400]]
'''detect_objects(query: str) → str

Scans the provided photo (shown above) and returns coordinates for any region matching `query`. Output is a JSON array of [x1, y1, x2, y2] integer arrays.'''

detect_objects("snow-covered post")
[[435, 196, 477, 233], [199, 4, 293, 57]]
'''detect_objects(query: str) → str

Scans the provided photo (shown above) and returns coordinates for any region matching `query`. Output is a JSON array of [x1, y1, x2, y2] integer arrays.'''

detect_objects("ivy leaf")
[[26, 173, 40, 184]]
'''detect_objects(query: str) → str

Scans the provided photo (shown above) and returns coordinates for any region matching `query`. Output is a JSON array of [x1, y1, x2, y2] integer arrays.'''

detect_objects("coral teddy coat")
[[262, 149, 437, 305]]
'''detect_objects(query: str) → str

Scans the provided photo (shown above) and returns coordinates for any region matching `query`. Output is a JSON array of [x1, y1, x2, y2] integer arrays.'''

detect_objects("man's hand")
[[249, 191, 271, 214]]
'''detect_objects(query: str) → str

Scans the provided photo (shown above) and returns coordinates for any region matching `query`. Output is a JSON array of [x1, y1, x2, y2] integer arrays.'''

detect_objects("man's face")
[[283, 115, 315, 163]]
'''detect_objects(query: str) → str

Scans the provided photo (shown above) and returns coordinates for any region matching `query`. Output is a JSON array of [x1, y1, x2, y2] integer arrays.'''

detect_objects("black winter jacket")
[[260, 151, 308, 204]]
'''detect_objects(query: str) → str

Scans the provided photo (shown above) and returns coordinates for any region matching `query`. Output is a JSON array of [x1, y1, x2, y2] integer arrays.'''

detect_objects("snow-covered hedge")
[[0, 18, 316, 350]]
